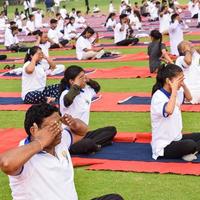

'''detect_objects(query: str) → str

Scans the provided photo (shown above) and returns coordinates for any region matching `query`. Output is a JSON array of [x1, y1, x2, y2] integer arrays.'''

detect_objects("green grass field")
[[0, 0, 200, 200]]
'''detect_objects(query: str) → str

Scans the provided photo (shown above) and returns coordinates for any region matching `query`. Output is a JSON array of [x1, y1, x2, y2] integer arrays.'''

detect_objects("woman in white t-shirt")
[[105, 12, 117, 31], [76, 27, 104, 60], [114, 14, 139, 46], [22, 46, 60, 104], [75, 11, 87, 29], [151, 64, 200, 161], [159, 6, 171, 34], [59, 65, 116, 154]]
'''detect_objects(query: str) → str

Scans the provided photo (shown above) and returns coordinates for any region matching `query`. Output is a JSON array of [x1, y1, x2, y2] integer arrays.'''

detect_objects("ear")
[[69, 79, 74, 85], [166, 78, 170, 84], [30, 123, 39, 137]]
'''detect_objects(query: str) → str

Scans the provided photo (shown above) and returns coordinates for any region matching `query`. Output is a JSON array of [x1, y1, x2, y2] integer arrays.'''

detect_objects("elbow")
[[25, 69, 34, 74], [185, 59, 192, 66], [0, 157, 14, 174]]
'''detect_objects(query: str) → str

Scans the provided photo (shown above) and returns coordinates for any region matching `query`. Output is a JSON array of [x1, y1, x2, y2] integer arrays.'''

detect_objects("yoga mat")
[[0, 67, 155, 80], [1, 92, 200, 112]]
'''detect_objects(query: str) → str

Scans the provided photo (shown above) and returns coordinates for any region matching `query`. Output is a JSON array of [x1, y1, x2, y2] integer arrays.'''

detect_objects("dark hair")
[[50, 18, 57, 24], [60, 65, 84, 95], [11, 26, 18, 34], [80, 26, 95, 37], [24, 46, 41, 63], [76, 10, 81, 15], [24, 103, 59, 136], [56, 13, 61, 17], [69, 16, 75, 24], [10, 21, 16, 26], [119, 14, 127, 21], [29, 14, 34, 20], [150, 29, 163, 53], [105, 12, 116, 26], [152, 64, 183, 95], [72, 8, 75, 11], [171, 13, 179, 23]]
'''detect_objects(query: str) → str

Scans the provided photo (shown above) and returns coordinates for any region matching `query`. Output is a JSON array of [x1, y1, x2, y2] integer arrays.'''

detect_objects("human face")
[[40, 33, 48, 44], [121, 17, 128, 24], [169, 72, 184, 90], [72, 71, 87, 89], [51, 22, 57, 30], [40, 112, 62, 147], [85, 31, 92, 39], [33, 49, 43, 62]]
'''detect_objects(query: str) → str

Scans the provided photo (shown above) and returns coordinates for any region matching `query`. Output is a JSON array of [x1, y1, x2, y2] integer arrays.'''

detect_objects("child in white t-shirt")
[[69, 8, 77, 18], [60, 5, 67, 19], [105, 12, 117, 31], [93, 4, 100, 13], [151, 64, 200, 161], [64, 17, 78, 42], [25, 14, 40, 35], [159, 6, 171, 34], [109, 1, 115, 13], [76, 27, 104, 60], [34, 9, 43, 29], [75, 11, 87, 29], [0, 11, 7, 31]]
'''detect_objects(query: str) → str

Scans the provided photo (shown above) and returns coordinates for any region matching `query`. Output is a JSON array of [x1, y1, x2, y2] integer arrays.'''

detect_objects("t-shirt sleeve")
[[61, 129, 73, 149], [175, 56, 189, 69], [151, 94, 169, 118]]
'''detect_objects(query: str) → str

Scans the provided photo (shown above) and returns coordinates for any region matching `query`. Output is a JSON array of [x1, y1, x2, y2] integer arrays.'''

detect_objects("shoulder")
[[151, 90, 167, 104], [23, 61, 31, 69]]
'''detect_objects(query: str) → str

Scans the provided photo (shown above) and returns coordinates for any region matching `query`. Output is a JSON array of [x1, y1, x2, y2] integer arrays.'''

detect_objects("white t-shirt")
[[54, 0, 60, 7], [57, 18, 64, 32], [4, 28, 19, 47], [109, 3, 115, 13], [114, 23, 128, 43], [106, 18, 116, 29], [59, 85, 96, 125], [64, 23, 77, 40], [76, 36, 92, 60], [151, 88, 183, 159], [48, 28, 63, 44], [188, 1, 199, 17], [26, 20, 35, 34], [0, 17, 6, 30], [60, 8, 67, 19], [75, 16, 86, 24], [169, 20, 184, 55], [24, 0, 31, 10], [176, 51, 200, 103], [21, 61, 47, 100], [9, 129, 78, 200], [34, 12, 43, 29], [39, 41, 51, 57], [159, 13, 171, 33], [129, 14, 141, 29], [30, 0, 35, 8]]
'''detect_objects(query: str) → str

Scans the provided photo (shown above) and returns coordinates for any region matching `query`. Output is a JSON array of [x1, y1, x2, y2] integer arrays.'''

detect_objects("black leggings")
[[27, 30, 41, 36], [163, 133, 200, 159], [50, 39, 69, 48], [91, 194, 124, 200], [7, 45, 29, 52], [70, 126, 117, 154], [116, 38, 139, 46]]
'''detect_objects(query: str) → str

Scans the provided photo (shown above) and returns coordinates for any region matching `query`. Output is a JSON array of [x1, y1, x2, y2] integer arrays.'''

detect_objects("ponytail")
[[24, 46, 41, 63], [105, 12, 116, 26], [151, 64, 183, 95]]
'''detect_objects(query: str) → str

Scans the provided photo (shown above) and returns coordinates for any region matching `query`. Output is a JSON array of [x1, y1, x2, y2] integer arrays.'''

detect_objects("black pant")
[[50, 39, 69, 48], [91, 194, 124, 200], [24, 8, 30, 18], [7, 45, 29, 52], [116, 38, 139, 46], [27, 30, 41, 36], [0, 55, 7, 60], [163, 133, 200, 159], [192, 14, 198, 19], [70, 126, 117, 154]]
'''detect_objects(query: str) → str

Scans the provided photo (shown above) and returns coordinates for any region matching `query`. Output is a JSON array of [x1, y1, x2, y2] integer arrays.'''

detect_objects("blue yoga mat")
[[76, 142, 200, 163], [0, 96, 100, 105], [118, 96, 152, 105]]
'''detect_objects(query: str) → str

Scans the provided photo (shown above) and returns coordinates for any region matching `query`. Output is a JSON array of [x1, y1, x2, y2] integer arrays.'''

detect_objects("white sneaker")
[[182, 153, 197, 162]]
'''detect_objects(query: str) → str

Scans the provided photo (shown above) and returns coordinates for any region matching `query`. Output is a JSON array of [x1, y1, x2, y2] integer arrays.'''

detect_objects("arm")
[[44, 56, 56, 70], [63, 84, 81, 107], [61, 114, 88, 136], [0, 122, 61, 176], [182, 82, 192, 102], [184, 50, 192, 66], [86, 79, 101, 93], [162, 49, 174, 64], [25, 56, 37, 74]]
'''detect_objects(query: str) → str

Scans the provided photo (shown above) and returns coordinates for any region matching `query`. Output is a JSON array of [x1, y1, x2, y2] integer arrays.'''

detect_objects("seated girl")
[[105, 12, 117, 31], [114, 14, 139, 46], [148, 30, 173, 73], [21, 46, 60, 104], [151, 64, 200, 161], [76, 27, 104, 60], [59, 65, 117, 154]]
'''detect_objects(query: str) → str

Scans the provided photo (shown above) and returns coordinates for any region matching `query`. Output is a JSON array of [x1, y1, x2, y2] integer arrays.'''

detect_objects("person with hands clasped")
[[0, 103, 124, 200], [21, 46, 60, 104], [151, 64, 200, 161], [59, 65, 117, 154]]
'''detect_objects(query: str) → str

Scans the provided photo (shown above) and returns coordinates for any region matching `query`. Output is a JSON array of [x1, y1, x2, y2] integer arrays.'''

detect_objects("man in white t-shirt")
[[34, 9, 43, 29], [188, 0, 199, 18], [176, 41, 200, 104], [25, 14, 40, 35], [60, 5, 67, 19], [114, 14, 139, 46], [0, 103, 124, 200], [48, 18, 69, 48]]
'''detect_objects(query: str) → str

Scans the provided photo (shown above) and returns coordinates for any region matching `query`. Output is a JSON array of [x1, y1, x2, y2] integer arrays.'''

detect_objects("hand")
[[32, 52, 40, 62], [59, 43, 63, 48], [169, 74, 184, 92], [61, 114, 76, 127], [32, 122, 62, 149]]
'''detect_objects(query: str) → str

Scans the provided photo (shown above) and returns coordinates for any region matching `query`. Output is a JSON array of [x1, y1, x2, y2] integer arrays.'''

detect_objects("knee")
[[184, 140, 197, 153]]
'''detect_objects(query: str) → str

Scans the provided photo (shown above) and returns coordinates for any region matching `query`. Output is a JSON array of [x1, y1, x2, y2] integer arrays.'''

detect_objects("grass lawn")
[[0, 1, 200, 200]]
